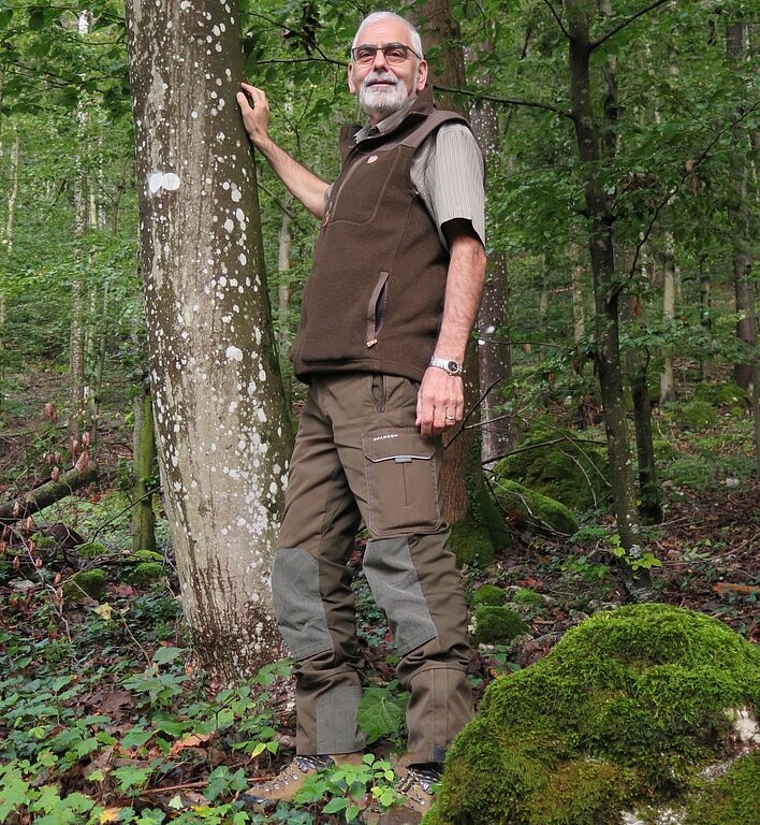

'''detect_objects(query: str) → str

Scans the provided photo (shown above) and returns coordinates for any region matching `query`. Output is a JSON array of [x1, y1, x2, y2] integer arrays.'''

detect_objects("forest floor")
[[0, 372, 758, 822]]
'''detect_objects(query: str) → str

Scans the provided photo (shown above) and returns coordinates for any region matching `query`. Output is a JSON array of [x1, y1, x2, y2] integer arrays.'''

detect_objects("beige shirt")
[[332, 95, 486, 249]]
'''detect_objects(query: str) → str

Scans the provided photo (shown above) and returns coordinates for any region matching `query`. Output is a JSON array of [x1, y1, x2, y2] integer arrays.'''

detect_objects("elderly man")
[[236, 10, 486, 820]]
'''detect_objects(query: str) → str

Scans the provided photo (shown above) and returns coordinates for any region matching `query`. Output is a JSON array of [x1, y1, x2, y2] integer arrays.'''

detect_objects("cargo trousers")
[[272, 372, 473, 764]]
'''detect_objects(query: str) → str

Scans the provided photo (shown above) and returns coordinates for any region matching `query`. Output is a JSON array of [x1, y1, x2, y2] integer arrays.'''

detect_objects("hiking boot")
[[364, 763, 442, 824], [240, 752, 364, 807]]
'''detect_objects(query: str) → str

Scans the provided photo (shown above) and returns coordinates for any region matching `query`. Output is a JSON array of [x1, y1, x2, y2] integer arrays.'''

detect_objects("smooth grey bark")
[[125, 0, 293, 678]]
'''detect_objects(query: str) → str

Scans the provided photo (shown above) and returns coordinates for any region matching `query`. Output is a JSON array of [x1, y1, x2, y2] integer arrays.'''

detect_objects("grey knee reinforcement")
[[363, 536, 438, 655], [272, 548, 333, 659]]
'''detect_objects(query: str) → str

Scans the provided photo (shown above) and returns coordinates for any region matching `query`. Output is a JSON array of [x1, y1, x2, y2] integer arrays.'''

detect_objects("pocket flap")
[[363, 430, 436, 464]]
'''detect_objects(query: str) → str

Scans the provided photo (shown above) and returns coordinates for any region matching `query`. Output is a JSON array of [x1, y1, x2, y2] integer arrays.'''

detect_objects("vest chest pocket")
[[362, 430, 443, 537]]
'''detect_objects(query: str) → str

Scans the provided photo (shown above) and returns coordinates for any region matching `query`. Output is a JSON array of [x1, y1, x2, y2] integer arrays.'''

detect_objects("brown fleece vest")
[[290, 91, 468, 382]]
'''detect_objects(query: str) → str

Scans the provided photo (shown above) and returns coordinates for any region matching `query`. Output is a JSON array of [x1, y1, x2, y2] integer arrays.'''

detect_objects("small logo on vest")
[[367, 155, 379, 164]]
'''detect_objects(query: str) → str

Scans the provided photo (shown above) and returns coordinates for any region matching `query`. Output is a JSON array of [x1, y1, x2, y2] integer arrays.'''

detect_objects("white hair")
[[352, 11, 424, 60]]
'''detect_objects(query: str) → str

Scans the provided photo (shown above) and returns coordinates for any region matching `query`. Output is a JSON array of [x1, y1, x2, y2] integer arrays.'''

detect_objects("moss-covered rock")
[[673, 398, 719, 430], [513, 587, 544, 609], [472, 605, 529, 646], [693, 381, 750, 416], [492, 478, 579, 536], [471, 584, 506, 608], [684, 751, 760, 825], [63, 569, 108, 601], [125, 562, 165, 587], [425, 604, 760, 825], [123, 550, 166, 587], [494, 422, 609, 512], [450, 519, 495, 568]]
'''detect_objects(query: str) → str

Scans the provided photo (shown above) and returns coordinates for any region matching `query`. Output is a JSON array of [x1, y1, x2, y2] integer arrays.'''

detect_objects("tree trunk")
[[1, 127, 18, 384], [699, 257, 713, 381], [468, 55, 514, 465], [622, 287, 663, 526], [566, 1, 653, 600], [69, 11, 91, 442], [659, 233, 676, 405], [131, 375, 157, 555], [570, 245, 586, 344], [478, 252, 514, 465], [726, 22, 755, 391], [409, 0, 480, 522], [125, 0, 294, 680]]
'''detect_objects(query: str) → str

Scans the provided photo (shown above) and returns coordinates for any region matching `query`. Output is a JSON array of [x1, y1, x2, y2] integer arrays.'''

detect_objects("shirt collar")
[[353, 94, 418, 144]]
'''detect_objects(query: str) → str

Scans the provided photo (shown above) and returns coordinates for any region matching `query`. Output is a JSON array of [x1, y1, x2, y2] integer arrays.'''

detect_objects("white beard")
[[359, 72, 412, 120]]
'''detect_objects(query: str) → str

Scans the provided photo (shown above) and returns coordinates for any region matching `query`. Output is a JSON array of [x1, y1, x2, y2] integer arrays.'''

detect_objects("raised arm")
[[236, 83, 329, 220]]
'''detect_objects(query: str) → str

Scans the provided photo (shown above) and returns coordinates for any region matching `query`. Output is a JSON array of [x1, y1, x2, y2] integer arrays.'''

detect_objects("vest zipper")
[[366, 271, 390, 347]]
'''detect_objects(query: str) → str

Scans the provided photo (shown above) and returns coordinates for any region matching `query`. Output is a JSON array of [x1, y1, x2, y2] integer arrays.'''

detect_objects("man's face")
[[348, 18, 428, 124]]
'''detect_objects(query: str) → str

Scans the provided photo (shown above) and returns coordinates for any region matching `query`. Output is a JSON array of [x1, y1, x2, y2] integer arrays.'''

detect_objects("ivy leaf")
[[357, 686, 407, 744]]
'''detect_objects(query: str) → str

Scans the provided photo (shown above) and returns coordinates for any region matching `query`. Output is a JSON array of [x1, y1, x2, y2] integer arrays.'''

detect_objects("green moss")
[[674, 399, 718, 430], [684, 751, 760, 825], [63, 569, 108, 601], [513, 587, 544, 608], [426, 605, 760, 825], [76, 541, 110, 559], [472, 484, 512, 552], [125, 562, 165, 587], [693, 382, 750, 415], [492, 479, 579, 536], [494, 422, 609, 512], [450, 519, 495, 568], [471, 584, 506, 607], [472, 605, 529, 646], [530, 760, 638, 825]]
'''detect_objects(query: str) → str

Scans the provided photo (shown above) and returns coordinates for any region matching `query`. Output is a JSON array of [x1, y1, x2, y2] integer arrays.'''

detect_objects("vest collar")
[[344, 87, 436, 147]]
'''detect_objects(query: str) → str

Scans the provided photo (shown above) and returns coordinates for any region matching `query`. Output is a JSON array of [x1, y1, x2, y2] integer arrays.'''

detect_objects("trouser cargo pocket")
[[362, 428, 443, 537]]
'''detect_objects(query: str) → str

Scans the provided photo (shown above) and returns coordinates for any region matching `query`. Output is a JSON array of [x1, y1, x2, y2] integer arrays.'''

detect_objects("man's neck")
[[356, 94, 418, 143]]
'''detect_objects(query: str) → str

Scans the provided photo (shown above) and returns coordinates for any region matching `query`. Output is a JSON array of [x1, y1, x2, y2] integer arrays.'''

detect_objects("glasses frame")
[[350, 42, 423, 66]]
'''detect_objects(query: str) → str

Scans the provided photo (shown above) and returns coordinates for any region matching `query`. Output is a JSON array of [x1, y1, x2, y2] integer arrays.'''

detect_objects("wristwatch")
[[429, 356, 464, 376]]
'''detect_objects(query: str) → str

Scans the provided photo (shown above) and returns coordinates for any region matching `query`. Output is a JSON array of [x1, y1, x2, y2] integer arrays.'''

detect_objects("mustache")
[[363, 71, 398, 88]]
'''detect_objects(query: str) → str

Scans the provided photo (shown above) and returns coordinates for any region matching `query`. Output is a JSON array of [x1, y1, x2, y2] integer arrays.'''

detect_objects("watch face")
[[447, 360, 460, 374]]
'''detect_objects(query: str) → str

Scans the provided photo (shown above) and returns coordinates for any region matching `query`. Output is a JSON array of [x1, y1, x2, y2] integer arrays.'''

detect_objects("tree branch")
[[590, 0, 673, 52]]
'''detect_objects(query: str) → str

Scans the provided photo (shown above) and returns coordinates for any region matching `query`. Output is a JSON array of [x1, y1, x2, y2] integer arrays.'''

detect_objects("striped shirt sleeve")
[[411, 123, 486, 248]]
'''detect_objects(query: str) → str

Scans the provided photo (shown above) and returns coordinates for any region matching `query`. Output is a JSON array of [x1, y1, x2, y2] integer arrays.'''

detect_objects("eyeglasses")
[[350, 42, 422, 66]]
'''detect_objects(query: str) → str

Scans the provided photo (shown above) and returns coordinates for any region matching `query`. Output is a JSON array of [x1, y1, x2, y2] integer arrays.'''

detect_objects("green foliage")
[[293, 754, 400, 823], [693, 382, 750, 414], [672, 399, 720, 430], [358, 683, 408, 745], [428, 605, 760, 825]]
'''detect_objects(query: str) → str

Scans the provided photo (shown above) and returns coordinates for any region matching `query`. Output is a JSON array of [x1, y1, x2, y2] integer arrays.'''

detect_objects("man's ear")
[[416, 59, 428, 92], [348, 63, 358, 95]]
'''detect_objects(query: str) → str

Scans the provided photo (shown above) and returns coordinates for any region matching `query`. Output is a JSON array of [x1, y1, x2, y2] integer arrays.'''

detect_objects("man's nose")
[[371, 47, 389, 69]]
